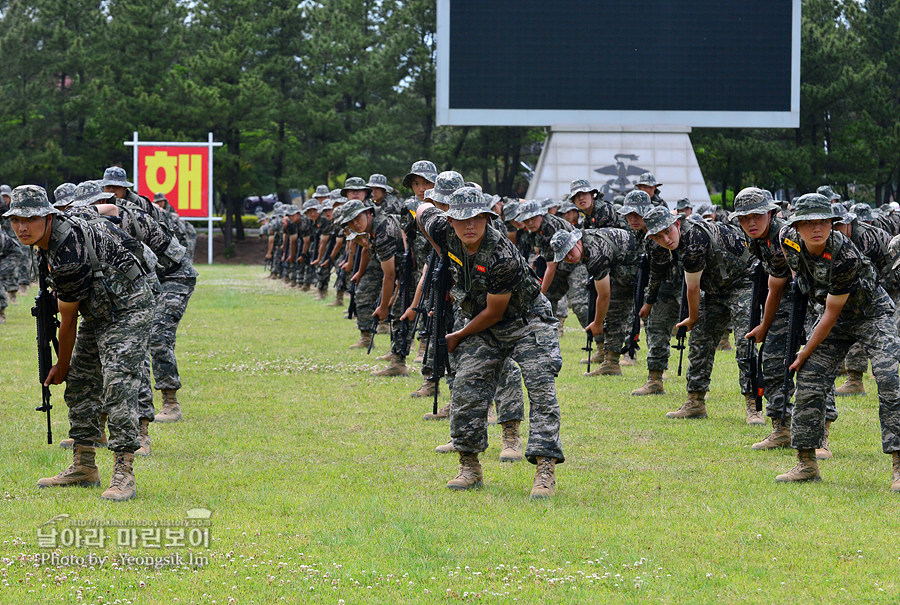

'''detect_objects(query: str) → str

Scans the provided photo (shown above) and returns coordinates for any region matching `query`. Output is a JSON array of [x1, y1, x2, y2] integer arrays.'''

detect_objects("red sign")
[[136, 146, 209, 218]]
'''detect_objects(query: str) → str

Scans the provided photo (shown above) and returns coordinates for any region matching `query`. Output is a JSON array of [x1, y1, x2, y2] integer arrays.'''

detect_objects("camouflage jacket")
[[781, 228, 892, 320], [875, 212, 900, 237], [535, 213, 575, 273], [579, 197, 626, 230], [746, 216, 792, 279], [580, 228, 640, 289], [849, 220, 898, 292], [369, 210, 404, 265]]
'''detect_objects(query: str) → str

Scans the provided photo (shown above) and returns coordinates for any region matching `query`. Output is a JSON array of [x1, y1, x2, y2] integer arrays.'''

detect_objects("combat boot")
[[775, 448, 820, 482], [447, 452, 483, 490], [631, 370, 665, 396], [752, 416, 791, 450], [376, 351, 395, 361], [716, 331, 732, 351], [101, 452, 136, 501], [435, 440, 457, 454], [587, 351, 621, 376], [376, 322, 390, 335], [423, 402, 450, 420], [558, 317, 566, 338], [156, 389, 182, 422], [37, 445, 101, 488], [745, 394, 766, 425], [530, 457, 556, 499], [891, 452, 900, 492], [413, 340, 427, 364], [836, 370, 866, 396], [580, 342, 604, 365], [666, 391, 708, 419], [620, 352, 636, 366], [371, 356, 408, 377], [349, 331, 372, 349], [315, 288, 327, 301], [135, 419, 151, 457], [60, 417, 108, 449], [412, 377, 437, 400], [0, 307, 5, 323], [328, 291, 344, 307], [499, 421, 523, 462], [815, 420, 833, 460], [300, 284, 310, 292], [8, 289, 16, 303]]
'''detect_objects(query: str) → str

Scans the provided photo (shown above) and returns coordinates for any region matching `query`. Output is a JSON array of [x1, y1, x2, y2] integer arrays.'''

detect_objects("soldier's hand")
[[351, 272, 362, 283], [399, 307, 416, 322], [638, 303, 653, 319], [265, 254, 272, 261], [44, 364, 68, 386], [789, 350, 808, 372], [675, 316, 696, 332], [310, 258, 319, 266], [585, 321, 603, 338], [373, 306, 389, 321], [745, 325, 767, 344], [446, 331, 462, 354]]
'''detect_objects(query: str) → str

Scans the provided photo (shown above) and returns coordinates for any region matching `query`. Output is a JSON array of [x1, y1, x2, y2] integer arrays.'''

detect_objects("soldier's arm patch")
[[783, 238, 801, 252]]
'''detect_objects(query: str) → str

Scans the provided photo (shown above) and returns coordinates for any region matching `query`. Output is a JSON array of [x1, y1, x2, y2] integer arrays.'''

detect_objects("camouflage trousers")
[[685, 284, 752, 395], [355, 260, 384, 333], [64, 286, 154, 453], [804, 308, 838, 421], [389, 276, 416, 359], [333, 250, 349, 293], [270, 252, 282, 278], [0, 253, 18, 295], [758, 286, 793, 419], [137, 352, 156, 421], [449, 295, 564, 464], [316, 260, 333, 291], [546, 265, 590, 328], [597, 281, 634, 355], [843, 290, 900, 374], [303, 258, 317, 286], [792, 311, 900, 452], [443, 311, 525, 424], [150, 277, 196, 391], [645, 279, 683, 372]]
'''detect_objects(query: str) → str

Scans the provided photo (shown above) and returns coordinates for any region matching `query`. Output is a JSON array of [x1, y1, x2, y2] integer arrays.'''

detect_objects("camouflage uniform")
[[419, 197, 563, 464], [645, 208, 755, 398], [780, 223, 900, 455]]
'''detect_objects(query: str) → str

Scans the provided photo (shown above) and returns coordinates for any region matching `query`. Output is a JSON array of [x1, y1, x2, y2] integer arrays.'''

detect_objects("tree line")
[[1, 0, 897, 244]]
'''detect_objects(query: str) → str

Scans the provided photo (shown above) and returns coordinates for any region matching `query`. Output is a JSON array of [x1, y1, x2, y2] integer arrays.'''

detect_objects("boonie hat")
[[402, 160, 438, 188], [550, 229, 583, 263], [817, 185, 841, 201], [643, 206, 679, 236], [675, 197, 692, 211], [366, 174, 394, 193], [313, 185, 331, 198], [569, 178, 598, 198], [71, 181, 116, 207], [729, 187, 780, 220], [617, 189, 654, 217], [430, 171, 465, 205], [516, 200, 547, 222], [786, 193, 841, 225], [340, 177, 371, 198], [850, 202, 874, 223], [53, 183, 77, 208], [831, 203, 855, 225], [339, 199, 369, 226], [99, 166, 133, 188], [445, 187, 498, 221], [3, 185, 60, 218], [636, 172, 662, 188]]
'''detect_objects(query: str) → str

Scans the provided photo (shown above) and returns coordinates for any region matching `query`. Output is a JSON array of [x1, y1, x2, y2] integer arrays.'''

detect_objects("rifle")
[[622, 254, 650, 357], [32, 265, 59, 445], [346, 246, 363, 320], [394, 244, 416, 358], [582, 276, 597, 374], [410, 253, 437, 343], [781, 278, 809, 419], [742, 263, 769, 411], [532, 255, 548, 283], [428, 252, 453, 415], [367, 292, 384, 355], [674, 277, 688, 376]]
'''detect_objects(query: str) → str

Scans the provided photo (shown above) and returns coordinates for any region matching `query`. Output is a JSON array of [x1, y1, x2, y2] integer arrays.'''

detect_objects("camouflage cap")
[[816, 185, 841, 201], [99, 166, 133, 188], [785, 193, 840, 225], [850, 202, 874, 223], [319, 200, 334, 211], [313, 185, 330, 198], [516, 200, 547, 222], [729, 187, 779, 219], [0, 184, 12, 196], [302, 199, 319, 213], [636, 172, 662, 188], [445, 186, 498, 221], [502, 200, 521, 222], [339, 199, 370, 226], [540, 197, 559, 210], [366, 174, 393, 193], [616, 189, 653, 217], [3, 185, 60, 218], [569, 178, 598, 197], [329, 188, 342, 200], [695, 203, 715, 217], [332, 196, 348, 206], [430, 170, 465, 205], [340, 176, 371, 197], [402, 160, 438, 188], [53, 183, 78, 208], [332, 205, 344, 222], [71, 181, 116, 207], [675, 197, 692, 211], [274, 201, 284, 211], [282, 204, 301, 216], [558, 199, 577, 214], [890, 235, 900, 271], [643, 206, 679, 236], [550, 229, 583, 263], [831, 203, 855, 225]]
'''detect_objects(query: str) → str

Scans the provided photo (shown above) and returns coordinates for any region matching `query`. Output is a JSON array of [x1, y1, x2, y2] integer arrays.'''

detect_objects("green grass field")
[[1, 264, 898, 603]]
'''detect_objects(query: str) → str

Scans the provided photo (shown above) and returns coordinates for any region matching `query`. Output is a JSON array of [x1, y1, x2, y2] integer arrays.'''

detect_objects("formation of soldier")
[[262, 166, 900, 496], [3, 167, 197, 501]]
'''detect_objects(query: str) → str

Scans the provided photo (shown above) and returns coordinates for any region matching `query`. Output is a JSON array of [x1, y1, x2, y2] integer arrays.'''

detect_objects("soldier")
[[619, 191, 683, 396], [831, 204, 898, 396], [311, 199, 337, 300], [642, 205, 758, 422], [733, 187, 839, 453], [774, 194, 900, 489], [1, 183, 32, 304], [551, 227, 639, 376], [634, 172, 667, 208], [367, 174, 403, 216], [340, 199, 411, 376], [416, 187, 564, 498], [299, 199, 321, 291], [675, 198, 693, 217], [569, 178, 624, 229], [6, 185, 154, 501], [152, 192, 197, 259], [558, 197, 581, 227]]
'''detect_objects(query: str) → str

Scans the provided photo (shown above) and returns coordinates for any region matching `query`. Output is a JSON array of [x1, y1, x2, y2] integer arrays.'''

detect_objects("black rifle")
[[346, 246, 363, 320], [532, 255, 548, 283], [742, 263, 769, 411], [367, 292, 384, 355], [674, 277, 689, 376], [428, 252, 453, 415], [320, 234, 337, 269], [583, 276, 597, 374], [622, 254, 650, 356], [32, 265, 59, 445], [394, 243, 416, 358], [781, 278, 809, 419], [410, 252, 437, 343]]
